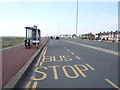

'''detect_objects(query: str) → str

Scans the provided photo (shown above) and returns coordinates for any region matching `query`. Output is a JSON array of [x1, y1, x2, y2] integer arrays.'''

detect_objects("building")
[[59, 34, 72, 38], [81, 33, 95, 40], [95, 30, 120, 41], [95, 32, 101, 40]]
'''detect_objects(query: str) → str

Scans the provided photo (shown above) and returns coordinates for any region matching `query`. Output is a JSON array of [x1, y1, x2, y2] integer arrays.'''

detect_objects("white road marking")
[[63, 40, 119, 56]]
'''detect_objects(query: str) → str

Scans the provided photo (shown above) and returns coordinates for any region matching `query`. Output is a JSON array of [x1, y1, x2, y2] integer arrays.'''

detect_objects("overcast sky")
[[0, 1, 118, 37]]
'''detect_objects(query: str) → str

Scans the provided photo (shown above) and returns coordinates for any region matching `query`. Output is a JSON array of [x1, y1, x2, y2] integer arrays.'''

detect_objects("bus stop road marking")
[[85, 64, 94, 70], [105, 79, 120, 89]]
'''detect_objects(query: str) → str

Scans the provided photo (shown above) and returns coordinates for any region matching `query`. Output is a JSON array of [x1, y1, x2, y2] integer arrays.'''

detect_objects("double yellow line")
[[25, 46, 48, 88], [25, 81, 38, 89], [35, 47, 48, 67]]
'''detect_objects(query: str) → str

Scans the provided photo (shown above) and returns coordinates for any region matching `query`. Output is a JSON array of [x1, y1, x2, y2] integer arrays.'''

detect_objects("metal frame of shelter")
[[25, 25, 41, 49]]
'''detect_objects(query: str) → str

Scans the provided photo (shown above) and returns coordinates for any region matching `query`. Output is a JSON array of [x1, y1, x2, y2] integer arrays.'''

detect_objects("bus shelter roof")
[[25, 27, 40, 30]]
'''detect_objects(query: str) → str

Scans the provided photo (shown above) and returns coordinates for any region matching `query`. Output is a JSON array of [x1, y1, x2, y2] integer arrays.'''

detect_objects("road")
[[16, 39, 119, 88], [65, 38, 119, 52]]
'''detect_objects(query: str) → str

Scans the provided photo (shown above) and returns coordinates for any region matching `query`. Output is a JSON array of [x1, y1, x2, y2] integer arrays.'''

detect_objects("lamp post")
[[56, 23, 61, 36], [76, 0, 78, 40], [36, 24, 38, 48]]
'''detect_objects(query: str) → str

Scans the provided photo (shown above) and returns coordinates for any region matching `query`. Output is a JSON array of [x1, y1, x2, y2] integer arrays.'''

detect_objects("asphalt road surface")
[[17, 39, 119, 89]]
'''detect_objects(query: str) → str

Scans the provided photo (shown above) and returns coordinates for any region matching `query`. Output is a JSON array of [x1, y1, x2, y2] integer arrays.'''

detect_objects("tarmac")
[[2, 38, 48, 88]]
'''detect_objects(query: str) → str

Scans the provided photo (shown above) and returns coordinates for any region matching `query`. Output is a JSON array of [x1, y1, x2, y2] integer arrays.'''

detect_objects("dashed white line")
[[63, 40, 119, 56], [76, 56, 81, 60], [71, 52, 74, 55]]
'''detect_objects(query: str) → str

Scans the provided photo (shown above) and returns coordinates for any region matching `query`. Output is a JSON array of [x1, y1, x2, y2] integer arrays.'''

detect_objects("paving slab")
[[2, 38, 48, 88]]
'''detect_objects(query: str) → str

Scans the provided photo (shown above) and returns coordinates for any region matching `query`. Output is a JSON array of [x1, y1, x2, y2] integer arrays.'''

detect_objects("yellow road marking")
[[31, 67, 47, 80], [62, 65, 79, 78], [25, 81, 31, 88], [85, 64, 95, 70], [36, 47, 47, 67], [42, 56, 52, 62], [53, 56, 63, 62], [74, 65, 88, 77], [39, 62, 43, 66], [35, 47, 46, 67], [76, 56, 81, 60], [43, 47, 48, 57], [105, 79, 120, 89], [53, 56, 56, 61], [62, 55, 72, 61], [59, 56, 63, 61], [32, 81, 38, 88], [48, 66, 59, 80]]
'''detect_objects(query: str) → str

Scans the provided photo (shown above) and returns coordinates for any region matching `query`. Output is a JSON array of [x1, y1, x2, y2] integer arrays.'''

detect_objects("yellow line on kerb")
[[25, 81, 31, 88], [105, 79, 120, 89], [35, 47, 46, 67]]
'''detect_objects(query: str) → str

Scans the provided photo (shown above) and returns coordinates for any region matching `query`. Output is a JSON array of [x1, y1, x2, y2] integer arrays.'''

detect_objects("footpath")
[[1, 38, 48, 88]]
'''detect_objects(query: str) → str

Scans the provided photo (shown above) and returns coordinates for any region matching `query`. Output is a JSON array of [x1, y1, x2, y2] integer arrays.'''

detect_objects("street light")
[[35, 24, 38, 48], [76, 0, 79, 40], [56, 23, 61, 36]]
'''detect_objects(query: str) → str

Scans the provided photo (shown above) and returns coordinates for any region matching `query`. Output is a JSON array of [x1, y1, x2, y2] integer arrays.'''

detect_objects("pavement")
[[15, 39, 119, 89], [2, 38, 48, 88]]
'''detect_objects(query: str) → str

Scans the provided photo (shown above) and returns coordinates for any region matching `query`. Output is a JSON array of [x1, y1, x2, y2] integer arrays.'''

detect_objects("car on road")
[[56, 36, 59, 40], [50, 36, 53, 39]]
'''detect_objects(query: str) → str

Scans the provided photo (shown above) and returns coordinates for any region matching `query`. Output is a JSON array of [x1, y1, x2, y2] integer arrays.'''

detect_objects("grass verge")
[[1, 36, 25, 49]]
